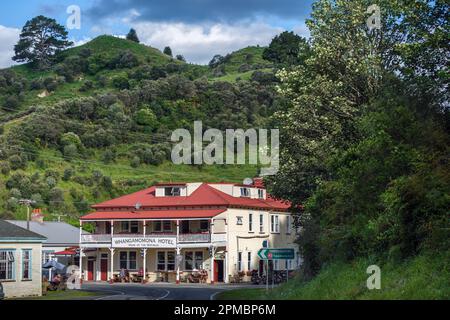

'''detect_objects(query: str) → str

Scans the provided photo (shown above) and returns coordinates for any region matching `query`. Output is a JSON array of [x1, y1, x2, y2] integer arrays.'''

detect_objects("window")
[[258, 189, 264, 199], [157, 252, 166, 271], [129, 252, 137, 269], [157, 251, 176, 271], [286, 216, 292, 234], [121, 221, 129, 232], [270, 215, 280, 233], [259, 214, 264, 233], [164, 187, 181, 196], [240, 187, 250, 197], [247, 252, 252, 270], [121, 221, 139, 233], [42, 250, 55, 264], [236, 216, 243, 225], [163, 221, 172, 232], [22, 250, 32, 280], [237, 252, 243, 271], [119, 251, 137, 270], [199, 220, 209, 231], [130, 221, 139, 233], [184, 251, 204, 270], [249, 213, 253, 232], [167, 252, 175, 271], [154, 221, 172, 232], [0, 250, 15, 280]]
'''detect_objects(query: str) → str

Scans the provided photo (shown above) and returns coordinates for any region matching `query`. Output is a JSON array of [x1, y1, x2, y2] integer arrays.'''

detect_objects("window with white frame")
[[154, 220, 172, 232], [184, 251, 203, 270], [0, 250, 15, 280], [258, 189, 264, 199], [240, 187, 250, 197], [22, 249, 32, 280], [164, 187, 181, 196], [199, 220, 209, 231], [247, 252, 252, 270], [121, 221, 139, 233], [119, 251, 137, 270], [42, 250, 55, 264], [157, 251, 176, 271], [270, 215, 280, 233], [249, 213, 253, 232], [259, 214, 264, 233], [237, 252, 243, 271], [286, 215, 292, 234]]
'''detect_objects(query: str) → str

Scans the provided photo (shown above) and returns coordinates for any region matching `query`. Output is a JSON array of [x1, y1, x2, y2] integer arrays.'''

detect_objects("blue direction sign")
[[257, 248, 295, 260]]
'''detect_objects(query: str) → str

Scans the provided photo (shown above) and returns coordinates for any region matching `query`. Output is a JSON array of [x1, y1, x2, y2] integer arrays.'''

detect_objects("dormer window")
[[164, 187, 181, 196], [258, 189, 264, 199], [240, 187, 250, 197]]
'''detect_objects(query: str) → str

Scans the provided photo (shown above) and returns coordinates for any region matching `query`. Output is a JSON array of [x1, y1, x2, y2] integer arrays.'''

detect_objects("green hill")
[[0, 35, 281, 225]]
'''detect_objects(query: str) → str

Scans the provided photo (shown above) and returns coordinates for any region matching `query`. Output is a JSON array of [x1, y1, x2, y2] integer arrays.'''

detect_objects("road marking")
[[154, 288, 170, 300], [94, 289, 126, 300]]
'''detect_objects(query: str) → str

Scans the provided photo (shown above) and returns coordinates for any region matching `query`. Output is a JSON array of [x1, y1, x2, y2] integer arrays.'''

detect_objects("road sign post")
[[257, 248, 295, 260]]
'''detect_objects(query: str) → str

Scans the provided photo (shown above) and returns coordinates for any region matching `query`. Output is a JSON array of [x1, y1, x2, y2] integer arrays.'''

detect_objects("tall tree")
[[13, 15, 72, 70], [163, 46, 173, 57], [176, 54, 186, 62], [263, 31, 311, 66], [126, 28, 140, 43], [266, 0, 449, 276]]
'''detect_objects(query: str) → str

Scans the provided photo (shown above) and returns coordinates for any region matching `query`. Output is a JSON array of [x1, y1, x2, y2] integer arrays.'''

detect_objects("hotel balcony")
[[80, 232, 214, 244]]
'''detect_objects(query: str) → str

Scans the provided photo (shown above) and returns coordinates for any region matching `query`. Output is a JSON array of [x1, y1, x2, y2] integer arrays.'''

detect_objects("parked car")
[[0, 282, 4, 300]]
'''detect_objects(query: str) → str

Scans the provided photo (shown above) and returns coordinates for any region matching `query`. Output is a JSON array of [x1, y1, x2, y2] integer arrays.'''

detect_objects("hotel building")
[[79, 179, 299, 283]]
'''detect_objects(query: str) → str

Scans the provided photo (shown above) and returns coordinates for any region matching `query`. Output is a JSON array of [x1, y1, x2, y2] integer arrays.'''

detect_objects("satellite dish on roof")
[[135, 202, 141, 210], [243, 178, 253, 186]]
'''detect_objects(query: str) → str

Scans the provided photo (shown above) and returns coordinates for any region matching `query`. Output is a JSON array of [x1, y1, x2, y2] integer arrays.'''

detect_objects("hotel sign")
[[112, 236, 177, 248]]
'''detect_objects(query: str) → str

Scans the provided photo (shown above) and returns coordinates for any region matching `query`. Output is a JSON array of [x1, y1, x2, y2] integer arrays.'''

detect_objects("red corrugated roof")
[[90, 183, 290, 211], [81, 208, 226, 221]]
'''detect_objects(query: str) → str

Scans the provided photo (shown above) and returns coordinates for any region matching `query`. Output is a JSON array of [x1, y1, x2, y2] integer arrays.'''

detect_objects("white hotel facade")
[[79, 179, 300, 284]]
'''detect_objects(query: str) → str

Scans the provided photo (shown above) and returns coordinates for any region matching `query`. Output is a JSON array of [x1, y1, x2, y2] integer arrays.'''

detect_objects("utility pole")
[[18, 199, 36, 230]]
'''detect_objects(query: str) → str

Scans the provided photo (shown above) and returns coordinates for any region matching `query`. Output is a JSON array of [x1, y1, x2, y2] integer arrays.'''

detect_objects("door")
[[87, 261, 94, 281], [100, 259, 108, 281], [214, 260, 224, 282]]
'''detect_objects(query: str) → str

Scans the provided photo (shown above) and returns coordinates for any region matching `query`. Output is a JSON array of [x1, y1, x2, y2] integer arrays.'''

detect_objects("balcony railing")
[[81, 234, 112, 243], [178, 233, 210, 243], [81, 232, 213, 244]]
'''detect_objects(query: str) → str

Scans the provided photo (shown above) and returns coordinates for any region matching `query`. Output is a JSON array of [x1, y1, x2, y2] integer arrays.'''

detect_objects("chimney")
[[31, 209, 44, 224], [253, 177, 264, 188]]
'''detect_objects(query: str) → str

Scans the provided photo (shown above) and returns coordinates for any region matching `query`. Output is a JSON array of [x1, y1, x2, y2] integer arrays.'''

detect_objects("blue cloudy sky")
[[0, 0, 314, 67]]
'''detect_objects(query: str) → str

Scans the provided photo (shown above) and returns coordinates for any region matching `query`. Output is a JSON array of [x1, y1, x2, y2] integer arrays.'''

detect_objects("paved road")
[[80, 282, 249, 300]]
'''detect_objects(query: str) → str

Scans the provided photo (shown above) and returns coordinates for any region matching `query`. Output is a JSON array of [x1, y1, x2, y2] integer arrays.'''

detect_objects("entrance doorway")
[[87, 260, 94, 281], [214, 260, 224, 282], [100, 258, 108, 281]]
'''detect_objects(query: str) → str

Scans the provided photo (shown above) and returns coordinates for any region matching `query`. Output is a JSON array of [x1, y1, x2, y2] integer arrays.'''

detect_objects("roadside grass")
[[12, 289, 103, 300], [216, 251, 450, 300]]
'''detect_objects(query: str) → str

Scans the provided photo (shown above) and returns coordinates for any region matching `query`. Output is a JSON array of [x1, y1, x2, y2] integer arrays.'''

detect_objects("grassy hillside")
[[0, 35, 280, 225], [217, 250, 450, 300]]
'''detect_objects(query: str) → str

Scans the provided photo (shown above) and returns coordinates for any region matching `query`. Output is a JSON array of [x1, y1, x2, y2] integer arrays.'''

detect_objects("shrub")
[[63, 168, 74, 181], [130, 156, 140, 168], [101, 150, 115, 164], [112, 75, 130, 89], [9, 154, 26, 170], [3, 96, 20, 110], [79, 80, 94, 92], [0, 161, 10, 175]]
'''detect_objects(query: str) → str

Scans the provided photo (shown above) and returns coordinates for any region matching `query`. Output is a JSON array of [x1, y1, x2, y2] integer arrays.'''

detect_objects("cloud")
[[132, 21, 286, 64], [0, 25, 20, 69], [87, 0, 314, 24]]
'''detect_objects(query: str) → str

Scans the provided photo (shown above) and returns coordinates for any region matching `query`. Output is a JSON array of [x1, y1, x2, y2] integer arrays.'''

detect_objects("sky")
[[0, 0, 314, 68]]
